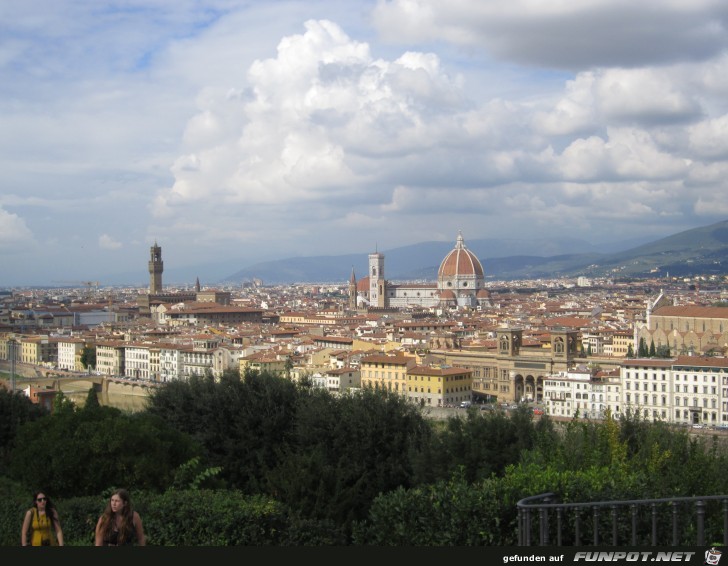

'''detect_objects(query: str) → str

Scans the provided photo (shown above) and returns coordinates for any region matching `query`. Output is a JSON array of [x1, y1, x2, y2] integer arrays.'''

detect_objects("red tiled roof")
[[653, 305, 728, 319]]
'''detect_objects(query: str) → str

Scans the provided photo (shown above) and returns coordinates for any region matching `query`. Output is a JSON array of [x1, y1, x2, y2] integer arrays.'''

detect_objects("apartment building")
[[622, 356, 728, 426], [56, 338, 86, 372], [406, 364, 473, 407], [20, 335, 56, 366], [123, 343, 151, 380], [608, 331, 633, 358], [96, 340, 125, 376], [211, 344, 246, 379], [360, 352, 416, 395], [543, 367, 622, 419], [159, 344, 183, 382], [310, 367, 361, 394], [181, 346, 216, 378], [239, 351, 289, 376]]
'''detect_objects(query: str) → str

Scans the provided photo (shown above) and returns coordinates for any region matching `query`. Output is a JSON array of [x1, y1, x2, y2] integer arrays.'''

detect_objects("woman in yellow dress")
[[21, 491, 64, 546]]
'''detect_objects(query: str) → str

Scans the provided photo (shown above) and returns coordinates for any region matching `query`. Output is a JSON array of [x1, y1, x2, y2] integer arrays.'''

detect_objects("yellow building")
[[20, 335, 54, 366], [360, 352, 416, 395], [239, 352, 289, 376], [406, 365, 473, 407], [609, 331, 633, 358], [0, 334, 20, 362]]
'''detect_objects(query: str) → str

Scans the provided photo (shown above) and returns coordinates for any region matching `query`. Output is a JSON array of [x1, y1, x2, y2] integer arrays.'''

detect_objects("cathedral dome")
[[438, 232, 484, 278], [357, 276, 370, 293]]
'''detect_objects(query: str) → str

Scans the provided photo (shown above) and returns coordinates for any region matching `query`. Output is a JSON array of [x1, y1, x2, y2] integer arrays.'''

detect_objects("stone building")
[[636, 291, 728, 356]]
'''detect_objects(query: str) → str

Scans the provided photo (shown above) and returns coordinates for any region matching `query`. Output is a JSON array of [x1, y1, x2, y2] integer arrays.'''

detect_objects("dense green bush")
[[0, 476, 30, 546], [142, 490, 288, 545], [0, 389, 47, 472]]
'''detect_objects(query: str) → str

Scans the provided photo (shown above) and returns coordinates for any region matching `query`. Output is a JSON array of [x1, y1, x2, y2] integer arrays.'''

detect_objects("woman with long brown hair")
[[94, 488, 146, 546], [21, 491, 64, 546]]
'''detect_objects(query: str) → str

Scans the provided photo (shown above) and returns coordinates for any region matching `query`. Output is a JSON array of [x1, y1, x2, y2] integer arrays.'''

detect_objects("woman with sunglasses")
[[21, 491, 64, 546]]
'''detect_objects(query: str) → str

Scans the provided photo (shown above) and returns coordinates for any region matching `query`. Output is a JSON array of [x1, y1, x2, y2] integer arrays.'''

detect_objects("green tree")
[[146, 369, 300, 492], [412, 405, 552, 485], [8, 399, 201, 496], [649, 339, 656, 357], [627, 343, 634, 358], [655, 344, 671, 358], [80, 344, 96, 370], [147, 370, 437, 540], [84, 387, 101, 411], [638, 337, 647, 357], [268, 387, 431, 536], [0, 389, 47, 467]]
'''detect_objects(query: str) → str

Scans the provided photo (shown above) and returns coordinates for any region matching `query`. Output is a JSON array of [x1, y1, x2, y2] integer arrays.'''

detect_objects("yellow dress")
[[30, 508, 55, 546]]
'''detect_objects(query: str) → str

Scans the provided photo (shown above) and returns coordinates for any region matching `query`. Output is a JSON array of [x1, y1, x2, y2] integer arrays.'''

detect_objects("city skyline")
[[2, 1, 728, 287]]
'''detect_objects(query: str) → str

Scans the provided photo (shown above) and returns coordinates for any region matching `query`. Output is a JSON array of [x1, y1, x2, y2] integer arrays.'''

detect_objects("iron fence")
[[517, 492, 728, 546]]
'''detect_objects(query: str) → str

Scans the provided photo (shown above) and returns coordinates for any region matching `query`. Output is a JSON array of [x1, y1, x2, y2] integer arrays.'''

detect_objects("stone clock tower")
[[148, 242, 163, 294]]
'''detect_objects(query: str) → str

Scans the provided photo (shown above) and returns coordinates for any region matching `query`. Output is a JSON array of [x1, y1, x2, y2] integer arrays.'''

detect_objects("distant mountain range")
[[219, 220, 728, 284]]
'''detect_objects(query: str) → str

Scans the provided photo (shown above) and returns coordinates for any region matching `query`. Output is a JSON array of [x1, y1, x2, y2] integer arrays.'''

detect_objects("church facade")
[[637, 290, 728, 356]]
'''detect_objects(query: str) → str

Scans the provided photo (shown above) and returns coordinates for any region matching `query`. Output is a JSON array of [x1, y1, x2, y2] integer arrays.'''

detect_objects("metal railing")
[[517, 492, 728, 546]]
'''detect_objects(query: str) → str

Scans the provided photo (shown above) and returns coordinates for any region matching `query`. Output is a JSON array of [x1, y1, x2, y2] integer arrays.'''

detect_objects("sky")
[[2, 0, 728, 287]]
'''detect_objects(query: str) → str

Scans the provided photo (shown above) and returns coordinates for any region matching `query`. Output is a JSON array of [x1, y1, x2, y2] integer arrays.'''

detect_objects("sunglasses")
[[36, 497, 47, 502]]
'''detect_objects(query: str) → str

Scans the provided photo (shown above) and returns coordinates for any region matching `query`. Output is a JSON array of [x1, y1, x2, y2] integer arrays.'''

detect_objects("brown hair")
[[97, 489, 136, 545]]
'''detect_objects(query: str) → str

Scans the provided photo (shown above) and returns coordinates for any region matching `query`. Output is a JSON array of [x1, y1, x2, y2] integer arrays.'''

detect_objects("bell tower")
[[149, 242, 163, 295], [369, 250, 385, 308], [348, 267, 357, 311]]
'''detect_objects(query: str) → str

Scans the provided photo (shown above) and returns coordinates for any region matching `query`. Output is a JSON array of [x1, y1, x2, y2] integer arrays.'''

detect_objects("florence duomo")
[[349, 232, 491, 311]]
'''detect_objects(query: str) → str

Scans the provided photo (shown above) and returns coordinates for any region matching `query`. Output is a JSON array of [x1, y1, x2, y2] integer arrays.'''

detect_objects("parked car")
[[533, 408, 544, 415], [459, 401, 472, 409]]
